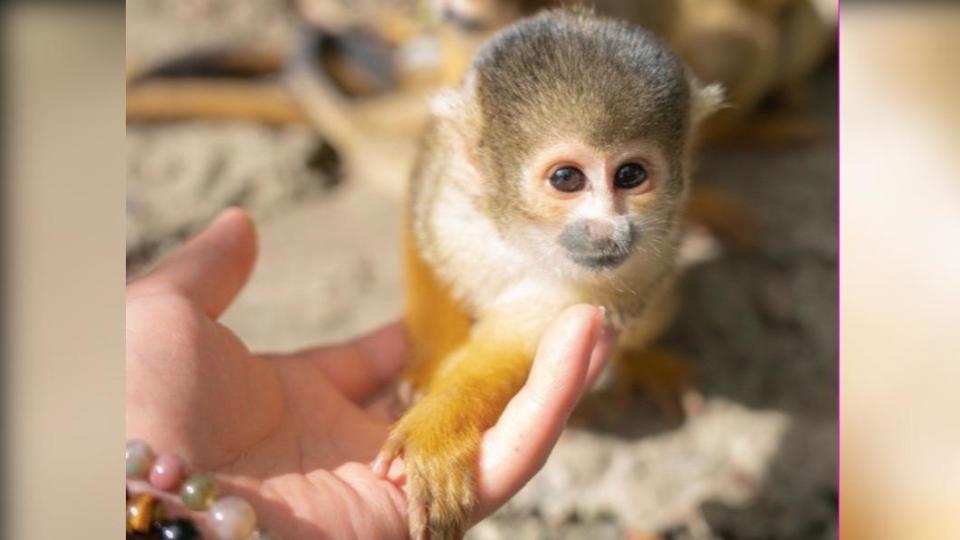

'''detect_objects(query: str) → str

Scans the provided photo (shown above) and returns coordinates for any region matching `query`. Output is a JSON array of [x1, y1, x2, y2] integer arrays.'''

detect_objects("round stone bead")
[[126, 439, 156, 479], [149, 453, 187, 491], [180, 474, 219, 511], [249, 529, 281, 540], [126, 492, 166, 533], [209, 496, 257, 540], [157, 518, 201, 540]]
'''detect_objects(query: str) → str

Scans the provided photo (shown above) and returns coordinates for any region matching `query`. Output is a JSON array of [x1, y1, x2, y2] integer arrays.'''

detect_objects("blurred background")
[[841, 3, 960, 540], [125, 0, 837, 538], [0, 0, 954, 539]]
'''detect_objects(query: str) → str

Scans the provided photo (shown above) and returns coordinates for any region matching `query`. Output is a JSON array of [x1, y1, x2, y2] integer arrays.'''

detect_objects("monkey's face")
[[454, 11, 718, 279], [504, 138, 682, 275]]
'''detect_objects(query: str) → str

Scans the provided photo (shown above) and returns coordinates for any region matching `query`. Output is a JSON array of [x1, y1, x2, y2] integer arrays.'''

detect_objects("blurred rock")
[[127, 0, 293, 69], [127, 123, 338, 275], [487, 400, 790, 537], [219, 183, 404, 350]]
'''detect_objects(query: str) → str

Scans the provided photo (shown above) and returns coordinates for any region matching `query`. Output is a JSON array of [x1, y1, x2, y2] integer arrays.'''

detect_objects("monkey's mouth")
[[566, 251, 631, 271]]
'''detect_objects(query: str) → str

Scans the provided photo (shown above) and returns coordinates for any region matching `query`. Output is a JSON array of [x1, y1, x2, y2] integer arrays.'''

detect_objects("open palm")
[[126, 209, 614, 539]]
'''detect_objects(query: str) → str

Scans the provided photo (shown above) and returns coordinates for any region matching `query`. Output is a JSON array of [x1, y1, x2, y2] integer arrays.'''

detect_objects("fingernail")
[[215, 206, 243, 223], [594, 306, 619, 348], [579, 306, 605, 350], [371, 452, 389, 477]]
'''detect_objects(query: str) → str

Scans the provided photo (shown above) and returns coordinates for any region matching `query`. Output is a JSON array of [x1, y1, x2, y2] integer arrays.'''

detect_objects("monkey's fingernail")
[[371, 452, 390, 477], [597, 305, 607, 322]]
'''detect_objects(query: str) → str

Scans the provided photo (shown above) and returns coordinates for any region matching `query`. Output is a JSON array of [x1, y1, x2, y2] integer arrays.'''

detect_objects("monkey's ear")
[[690, 80, 726, 125], [429, 88, 470, 122], [429, 71, 482, 144]]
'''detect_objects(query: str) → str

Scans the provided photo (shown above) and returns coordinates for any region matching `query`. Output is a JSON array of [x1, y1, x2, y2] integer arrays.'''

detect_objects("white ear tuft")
[[429, 88, 465, 120], [692, 82, 726, 125], [430, 69, 479, 123]]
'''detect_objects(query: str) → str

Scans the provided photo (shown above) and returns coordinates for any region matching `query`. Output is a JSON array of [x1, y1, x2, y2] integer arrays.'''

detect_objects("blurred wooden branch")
[[127, 80, 309, 125]]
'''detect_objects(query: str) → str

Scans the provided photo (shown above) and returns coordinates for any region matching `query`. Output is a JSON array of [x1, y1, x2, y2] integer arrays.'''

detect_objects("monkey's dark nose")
[[558, 219, 636, 270]]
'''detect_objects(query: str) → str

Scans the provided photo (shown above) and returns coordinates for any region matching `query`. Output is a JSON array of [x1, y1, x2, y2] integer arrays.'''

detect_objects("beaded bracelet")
[[126, 439, 279, 540]]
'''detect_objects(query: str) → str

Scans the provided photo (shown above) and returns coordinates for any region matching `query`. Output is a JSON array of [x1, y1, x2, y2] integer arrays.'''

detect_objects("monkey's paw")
[[373, 406, 480, 540]]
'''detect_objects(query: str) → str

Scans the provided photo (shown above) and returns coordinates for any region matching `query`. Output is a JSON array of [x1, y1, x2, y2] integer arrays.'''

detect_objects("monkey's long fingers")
[[127, 208, 257, 319], [371, 432, 405, 479], [474, 305, 615, 517], [259, 322, 410, 403]]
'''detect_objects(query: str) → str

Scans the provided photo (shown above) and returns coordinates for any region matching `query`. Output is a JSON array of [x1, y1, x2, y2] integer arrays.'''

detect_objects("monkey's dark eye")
[[549, 167, 586, 193], [614, 163, 648, 189]]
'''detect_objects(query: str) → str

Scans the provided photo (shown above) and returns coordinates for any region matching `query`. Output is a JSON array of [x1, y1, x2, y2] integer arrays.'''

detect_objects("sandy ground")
[[127, 1, 837, 538]]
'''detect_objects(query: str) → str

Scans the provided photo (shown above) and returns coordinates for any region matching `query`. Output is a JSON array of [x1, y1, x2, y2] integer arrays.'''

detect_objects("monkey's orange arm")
[[377, 315, 536, 539], [403, 225, 472, 392]]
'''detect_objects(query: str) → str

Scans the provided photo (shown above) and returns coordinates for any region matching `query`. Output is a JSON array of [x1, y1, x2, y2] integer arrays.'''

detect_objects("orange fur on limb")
[[376, 311, 536, 539], [390, 223, 539, 539], [402, 225, 472, 393]]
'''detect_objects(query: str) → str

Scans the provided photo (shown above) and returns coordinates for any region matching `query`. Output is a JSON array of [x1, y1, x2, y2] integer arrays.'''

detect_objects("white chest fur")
[[426, 179, 574, 325]]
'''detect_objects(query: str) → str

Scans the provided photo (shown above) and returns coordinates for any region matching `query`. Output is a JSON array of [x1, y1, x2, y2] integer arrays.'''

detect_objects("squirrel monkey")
[[373, 10, 722, 539]]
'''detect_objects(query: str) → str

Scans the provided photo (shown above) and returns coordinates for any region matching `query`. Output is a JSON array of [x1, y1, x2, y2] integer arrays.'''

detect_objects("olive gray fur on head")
[[466, 10, 700, 176]]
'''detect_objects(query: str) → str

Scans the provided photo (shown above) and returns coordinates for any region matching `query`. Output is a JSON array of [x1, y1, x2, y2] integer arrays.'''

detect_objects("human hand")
[[126, 208, 617, 539]]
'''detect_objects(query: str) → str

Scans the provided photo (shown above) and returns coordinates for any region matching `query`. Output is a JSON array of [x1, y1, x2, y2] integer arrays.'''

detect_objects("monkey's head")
[[432, 10, 722, 278]]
